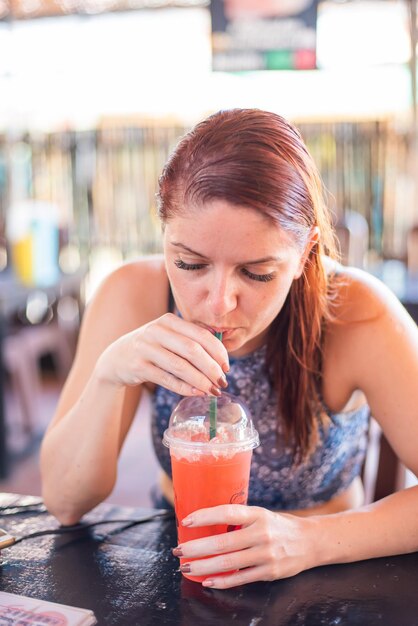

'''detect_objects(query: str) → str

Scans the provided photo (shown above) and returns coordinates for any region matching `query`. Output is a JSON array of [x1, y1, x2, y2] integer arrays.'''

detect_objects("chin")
[[225, 336, 253, 356], [222, 336, 241, 352], [229, 331, 268, 357]]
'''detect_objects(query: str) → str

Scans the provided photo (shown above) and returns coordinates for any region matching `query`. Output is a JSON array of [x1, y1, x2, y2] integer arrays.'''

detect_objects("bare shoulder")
[[323, 261, 418, 406], [89, 254, 169, 328], [324, 262, 418, 473], [72, 254, 169, 367], [327, 261, 410, 325]]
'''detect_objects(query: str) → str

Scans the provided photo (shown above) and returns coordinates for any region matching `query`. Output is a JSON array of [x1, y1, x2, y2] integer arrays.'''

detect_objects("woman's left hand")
[[173, 505, 317, 588]]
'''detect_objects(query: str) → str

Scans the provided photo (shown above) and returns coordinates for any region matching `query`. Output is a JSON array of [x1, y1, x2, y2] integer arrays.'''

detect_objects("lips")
[[206, 326, 235, 339], [208, 327, 230, 334], [194, 321, 240, 341], [196, 322, 230, 334]]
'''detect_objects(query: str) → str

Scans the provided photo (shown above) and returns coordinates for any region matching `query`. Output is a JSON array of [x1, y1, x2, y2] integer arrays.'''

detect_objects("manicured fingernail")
[[180, 563, 191, 573], [182, 516, 193, 526], [218, 375, 228, 389], [222, 362, 230, 373], [210, 386, 222, 397], [202, 579, 214, 587], [172, 546, 183, 557]]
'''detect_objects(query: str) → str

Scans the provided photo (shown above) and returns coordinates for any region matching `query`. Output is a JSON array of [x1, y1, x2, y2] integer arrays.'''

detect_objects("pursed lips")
[[197, 323, 236, 336]]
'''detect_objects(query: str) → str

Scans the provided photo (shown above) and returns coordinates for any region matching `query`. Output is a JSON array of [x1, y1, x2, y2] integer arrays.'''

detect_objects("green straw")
[[209, 331, 223, 440]]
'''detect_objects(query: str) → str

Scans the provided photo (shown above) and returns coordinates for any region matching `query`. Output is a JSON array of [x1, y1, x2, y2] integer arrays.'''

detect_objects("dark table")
[[0, 493, 417, 626]]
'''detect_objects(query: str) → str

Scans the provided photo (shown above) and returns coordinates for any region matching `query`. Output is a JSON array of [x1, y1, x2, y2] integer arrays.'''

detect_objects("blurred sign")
[[210, 0, 318, 71]]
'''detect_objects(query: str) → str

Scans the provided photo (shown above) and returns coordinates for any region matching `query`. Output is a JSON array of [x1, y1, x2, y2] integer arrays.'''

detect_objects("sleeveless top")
[[151, 343, 370, 511]]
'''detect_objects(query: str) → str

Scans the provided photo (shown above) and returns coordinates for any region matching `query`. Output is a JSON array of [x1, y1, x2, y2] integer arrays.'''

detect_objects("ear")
[[294, 227, 320, 279]]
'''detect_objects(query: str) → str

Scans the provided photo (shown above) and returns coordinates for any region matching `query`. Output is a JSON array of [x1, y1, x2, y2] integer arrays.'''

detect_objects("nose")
[[206, 271, 238, 318]]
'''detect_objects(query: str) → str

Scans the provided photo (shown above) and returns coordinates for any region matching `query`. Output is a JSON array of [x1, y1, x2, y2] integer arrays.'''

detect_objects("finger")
[[176, 526, 251, 559], [144, 324, 227, 391], [145, 340, 226, 394], [142, 364, 205, 397], [161, 317, 229, 376], [202, 566, 269, 589], [181, 547, 263, 579], [161, 314, 230, 369], [181, 505, 258, 530]]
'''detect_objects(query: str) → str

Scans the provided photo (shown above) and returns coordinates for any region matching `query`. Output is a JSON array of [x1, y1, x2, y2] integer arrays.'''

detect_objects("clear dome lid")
[[163, 392, 259, 452]]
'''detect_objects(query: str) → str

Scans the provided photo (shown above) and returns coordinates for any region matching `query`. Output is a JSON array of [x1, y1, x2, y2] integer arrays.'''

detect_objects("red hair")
[[157, 108, 338, 458]]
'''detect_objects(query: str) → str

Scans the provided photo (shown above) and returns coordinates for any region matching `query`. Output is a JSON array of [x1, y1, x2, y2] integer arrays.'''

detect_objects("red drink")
[[171, 447, 252, 582], [162, 393, 259, 583]]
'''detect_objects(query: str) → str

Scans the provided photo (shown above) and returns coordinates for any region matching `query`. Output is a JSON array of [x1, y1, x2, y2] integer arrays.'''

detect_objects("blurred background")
[[0, 0, 417, 507]]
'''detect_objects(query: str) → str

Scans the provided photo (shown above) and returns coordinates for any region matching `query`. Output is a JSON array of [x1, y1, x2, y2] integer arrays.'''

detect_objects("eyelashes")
[[174, 259, 205, 271], [174, 259, 275, 283], [241, 268, 275, 282]]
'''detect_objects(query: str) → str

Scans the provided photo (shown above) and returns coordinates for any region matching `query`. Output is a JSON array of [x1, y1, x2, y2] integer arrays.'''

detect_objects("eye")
[[241, 268, 275, 283], [174, 259, 206, 271]]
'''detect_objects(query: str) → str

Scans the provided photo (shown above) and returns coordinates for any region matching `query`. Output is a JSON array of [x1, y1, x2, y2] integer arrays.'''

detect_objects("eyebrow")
[[169, 241, 282, 265]]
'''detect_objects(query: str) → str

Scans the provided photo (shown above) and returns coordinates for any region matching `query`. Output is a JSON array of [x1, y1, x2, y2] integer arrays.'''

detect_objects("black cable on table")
[[1, 509, 175, 549], [0, 502, 47, 516]]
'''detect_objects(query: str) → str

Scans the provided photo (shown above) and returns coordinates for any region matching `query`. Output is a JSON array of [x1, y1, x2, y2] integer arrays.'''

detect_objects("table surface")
[[0, 494, 417, 626]]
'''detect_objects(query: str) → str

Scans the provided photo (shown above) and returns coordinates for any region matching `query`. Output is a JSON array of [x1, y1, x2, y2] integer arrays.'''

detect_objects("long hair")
[[157, 108, 338, 459]]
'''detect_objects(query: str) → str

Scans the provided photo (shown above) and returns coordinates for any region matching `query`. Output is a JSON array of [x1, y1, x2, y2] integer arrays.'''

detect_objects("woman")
[[41, 108, 418, 589]]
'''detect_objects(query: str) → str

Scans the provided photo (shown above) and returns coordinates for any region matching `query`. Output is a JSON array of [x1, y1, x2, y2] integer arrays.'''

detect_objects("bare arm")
[[41, 258, 229, 525], [40, 262, 153, 525], [312, 269, 418, 564]]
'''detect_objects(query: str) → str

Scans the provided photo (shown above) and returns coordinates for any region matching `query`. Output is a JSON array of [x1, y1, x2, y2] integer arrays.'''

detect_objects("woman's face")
[[163, 200, 311, 357]]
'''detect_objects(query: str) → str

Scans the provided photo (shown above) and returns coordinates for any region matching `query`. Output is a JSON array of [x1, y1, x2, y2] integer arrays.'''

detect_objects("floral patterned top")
[[151, 344, 370, 510]]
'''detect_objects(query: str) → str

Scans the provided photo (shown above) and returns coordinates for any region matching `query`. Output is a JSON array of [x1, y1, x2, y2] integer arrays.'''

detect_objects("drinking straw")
[[209, 331, 223, 440]]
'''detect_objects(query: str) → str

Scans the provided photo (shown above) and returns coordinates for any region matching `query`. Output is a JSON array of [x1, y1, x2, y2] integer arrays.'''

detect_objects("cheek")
[[267, 295, 286, 321], [256, 275, 295, 318], [168, 273, 201, 315], [249, 287, 286, 325]]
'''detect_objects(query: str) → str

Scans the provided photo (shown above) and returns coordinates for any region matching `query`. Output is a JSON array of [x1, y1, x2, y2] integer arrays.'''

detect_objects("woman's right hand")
[[95, 313, 229, 397]]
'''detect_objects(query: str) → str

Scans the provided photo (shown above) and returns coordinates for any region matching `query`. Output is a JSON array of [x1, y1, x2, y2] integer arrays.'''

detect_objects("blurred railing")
[[0, 119, 417, 268]]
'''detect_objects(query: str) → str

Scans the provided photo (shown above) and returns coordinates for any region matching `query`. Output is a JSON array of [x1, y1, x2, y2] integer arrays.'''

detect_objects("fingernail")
[[172, 546, 183, 557], [180, 563, 191, 573], [202, 579, 214, 587], [217, 375, 228, 389], [222, 362, 230, 373], [182, 516, 193, 526], [210, 386, 222, 397]]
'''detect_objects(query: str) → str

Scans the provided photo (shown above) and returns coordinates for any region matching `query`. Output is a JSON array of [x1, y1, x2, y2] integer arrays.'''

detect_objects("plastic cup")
[[163, 392, 259, 582]]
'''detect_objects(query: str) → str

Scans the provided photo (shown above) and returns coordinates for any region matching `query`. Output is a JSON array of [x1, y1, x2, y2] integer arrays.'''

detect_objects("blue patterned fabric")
[[151, 344, 369, 510]]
